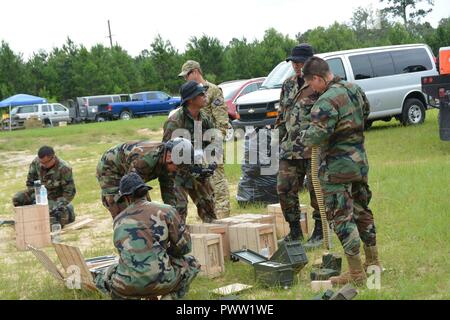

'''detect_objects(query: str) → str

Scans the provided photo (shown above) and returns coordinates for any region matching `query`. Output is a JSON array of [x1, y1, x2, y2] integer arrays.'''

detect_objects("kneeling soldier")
[[94, 173, 200, 300], [12, 146, 76, 226]]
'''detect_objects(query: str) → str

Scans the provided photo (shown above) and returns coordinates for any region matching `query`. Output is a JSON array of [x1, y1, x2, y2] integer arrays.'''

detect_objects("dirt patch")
[[56, 144, 80, 152], [0, 151, 35, 167], [136, 128, 163, 138]]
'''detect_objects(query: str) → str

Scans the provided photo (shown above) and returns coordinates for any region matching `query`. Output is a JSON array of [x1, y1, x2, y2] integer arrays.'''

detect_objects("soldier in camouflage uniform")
[[96, 140, 188, 219], [301, 57, 380, 286], [163, 80, 220, 223], [95, 173, 200, 300], [179, 60, 231, 218], [275, 44, 323, 243], [12, 146, 76, 226]]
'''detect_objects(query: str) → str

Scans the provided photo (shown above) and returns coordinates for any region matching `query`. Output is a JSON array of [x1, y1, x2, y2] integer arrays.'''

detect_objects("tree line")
[[0, 5, 449, 103]]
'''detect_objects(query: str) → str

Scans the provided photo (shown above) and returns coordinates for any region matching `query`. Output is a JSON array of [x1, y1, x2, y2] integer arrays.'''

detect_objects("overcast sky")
[[0, 0, 448, 59]]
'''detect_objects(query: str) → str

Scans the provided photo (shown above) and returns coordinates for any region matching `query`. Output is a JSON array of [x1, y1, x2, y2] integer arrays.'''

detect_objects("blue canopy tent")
[[0, 94, 47, 131]]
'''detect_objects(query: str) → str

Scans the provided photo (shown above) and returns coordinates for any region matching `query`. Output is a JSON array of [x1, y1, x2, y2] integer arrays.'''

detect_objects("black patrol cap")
[[180, 80, 208, 107], [118, 173, 152, 200], [286, 44, 314, 63]]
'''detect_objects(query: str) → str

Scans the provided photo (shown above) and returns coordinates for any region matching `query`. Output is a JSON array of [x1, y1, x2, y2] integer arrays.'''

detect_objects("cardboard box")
[[14, 204, 51, 251], [191, 234, 225, 278]]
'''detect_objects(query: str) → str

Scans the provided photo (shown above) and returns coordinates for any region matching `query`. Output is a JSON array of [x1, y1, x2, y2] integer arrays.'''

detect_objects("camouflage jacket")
[[163, 107, 220, 189], [26, 156, 76, 206], [111, 199, 191, 295], [275, 75, 319, 160], [203, 80, 229, 137], [275, 76, 301, 158], [162, 106, 216, 149], [302, 76, 371, 183], [96, 141, 175, 206]]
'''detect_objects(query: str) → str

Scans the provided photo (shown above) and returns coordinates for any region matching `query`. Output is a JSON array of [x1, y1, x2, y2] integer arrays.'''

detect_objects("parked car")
[[233, 44, 438, 129], [98, 91, 181, 120], [219, 78, 265, 120], [6, 103, 71, 128], [67, 94, 130, 122]]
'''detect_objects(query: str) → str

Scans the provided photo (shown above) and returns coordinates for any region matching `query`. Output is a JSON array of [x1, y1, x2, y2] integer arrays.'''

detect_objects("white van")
[[233, 44, 438, 128]]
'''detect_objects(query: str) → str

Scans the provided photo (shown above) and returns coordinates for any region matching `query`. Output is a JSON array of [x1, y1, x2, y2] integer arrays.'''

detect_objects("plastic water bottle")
[[39, 185, 48, 205], [34, 180, 41, 204]]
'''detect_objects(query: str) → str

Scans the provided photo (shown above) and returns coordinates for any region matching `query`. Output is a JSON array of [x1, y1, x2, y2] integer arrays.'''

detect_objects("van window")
[[369, 52, 396, 77], [327, 58, 347, 80], [261, 62, 295, 89], [89, 97, 113, 106], [18, 105, 38, 114], [120, 95, 130, 102], [112, 96, 121, 103], [349, 54, 373, 80], [42, 105, 51, 112], [391, 48, 432, 74]]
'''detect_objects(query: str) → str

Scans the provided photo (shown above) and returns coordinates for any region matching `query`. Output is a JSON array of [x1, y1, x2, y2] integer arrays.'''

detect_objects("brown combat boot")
[[330, 254, 366, 287], [363, 245, 382, 272]]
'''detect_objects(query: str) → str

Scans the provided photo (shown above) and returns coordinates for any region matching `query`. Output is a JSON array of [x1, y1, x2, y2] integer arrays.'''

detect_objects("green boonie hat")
[[178, 60, 201, 77]]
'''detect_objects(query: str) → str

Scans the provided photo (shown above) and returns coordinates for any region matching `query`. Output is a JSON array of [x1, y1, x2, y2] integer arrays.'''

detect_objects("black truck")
[[421, 47, 450, 141]]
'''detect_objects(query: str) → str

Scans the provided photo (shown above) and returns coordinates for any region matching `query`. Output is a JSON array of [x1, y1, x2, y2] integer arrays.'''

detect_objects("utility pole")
[[107, 20, 113, 49]]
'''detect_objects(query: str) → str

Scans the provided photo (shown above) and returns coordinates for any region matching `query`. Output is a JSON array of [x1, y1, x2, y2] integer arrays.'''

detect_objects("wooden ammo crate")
[[228, 223, 278, 257], [28, 244, 117, 292], [188, 223, 230, 260], [191, 234, 225, 278], [232, 214, 276, 225], [214, 216, 256, 226], [14, 204, 51, 251], [267, 203, 309, 239]]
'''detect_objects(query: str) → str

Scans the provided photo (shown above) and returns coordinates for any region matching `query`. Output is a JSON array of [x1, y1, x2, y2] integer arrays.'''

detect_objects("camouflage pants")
[[174, 177, 217, 223], [322, 180, 377, 256], [95, 255, 200, 300], [277, 159, 320, 223], [96, 157, 128, 219], [211, 163, 230, 219], [12, 190, 75, 226]]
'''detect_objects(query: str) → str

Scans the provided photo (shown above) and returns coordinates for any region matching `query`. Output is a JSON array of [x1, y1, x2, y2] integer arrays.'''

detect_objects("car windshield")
[[220, 81, 247, 100], [10, 107, 18, 115], [261, 62, 295, 89]]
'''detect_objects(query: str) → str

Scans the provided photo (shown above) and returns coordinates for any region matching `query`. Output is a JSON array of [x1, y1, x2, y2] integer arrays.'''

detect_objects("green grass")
[[0, 110, 449, 300]]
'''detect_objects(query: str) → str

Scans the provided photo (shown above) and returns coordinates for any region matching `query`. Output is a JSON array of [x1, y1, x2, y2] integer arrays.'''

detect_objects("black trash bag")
[[236, 129, 279, 206]]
